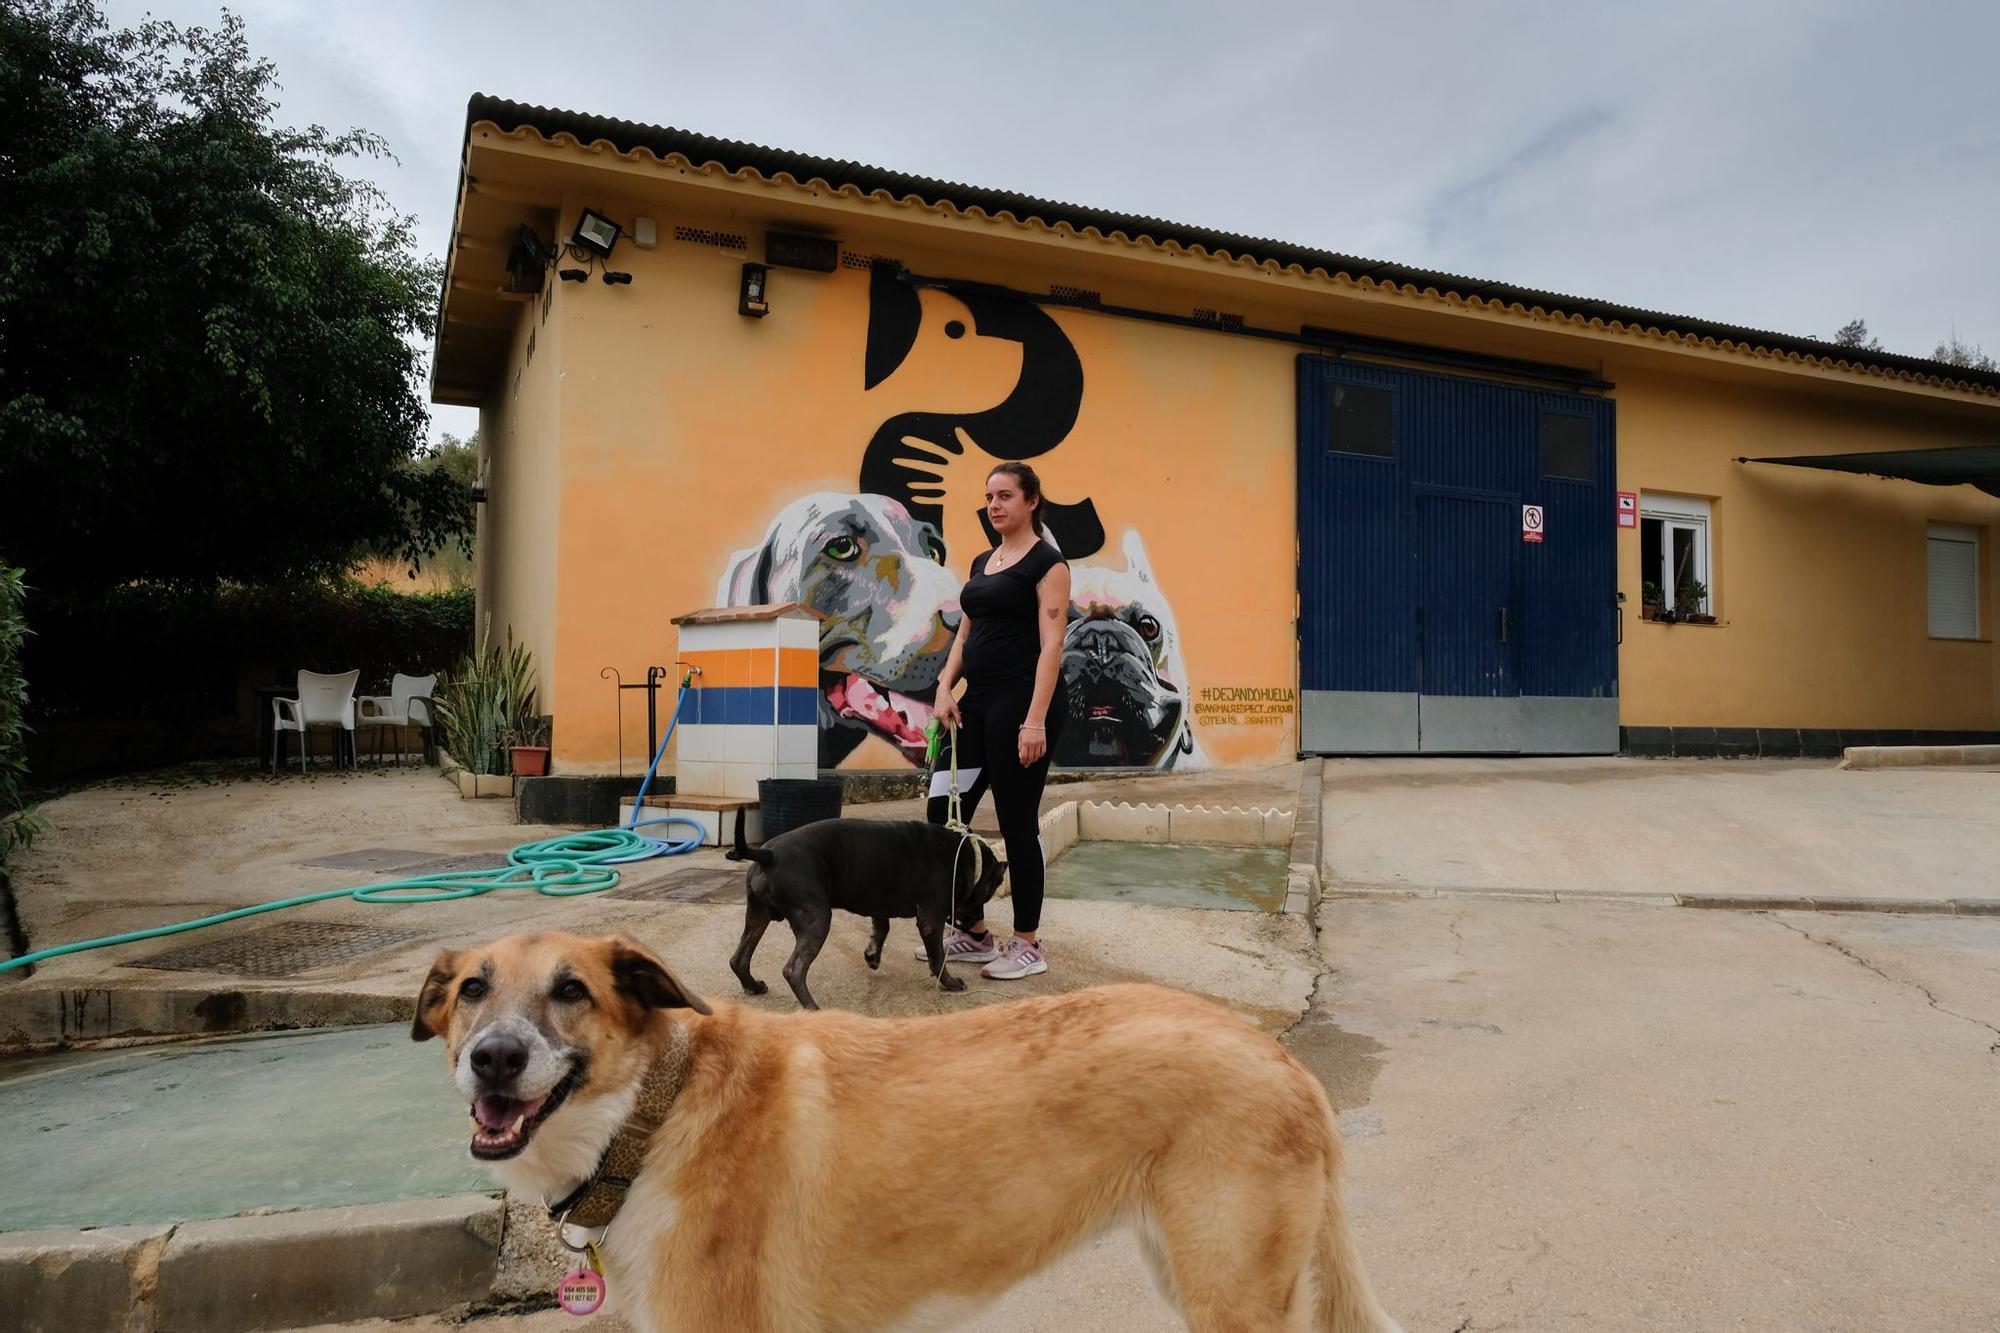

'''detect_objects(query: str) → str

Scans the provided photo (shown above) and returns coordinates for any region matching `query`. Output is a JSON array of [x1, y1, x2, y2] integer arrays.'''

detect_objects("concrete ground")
[[13, 755, 2000, 1331], [1321, 755, 2000, 902], [1, 761, 1306, 1029]]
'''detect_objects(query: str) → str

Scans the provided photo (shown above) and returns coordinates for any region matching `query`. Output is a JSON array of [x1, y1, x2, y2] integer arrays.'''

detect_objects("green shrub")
[[24, 579, 473, 723], [20, 578, 473, 776], [1, 564, 47, 869]]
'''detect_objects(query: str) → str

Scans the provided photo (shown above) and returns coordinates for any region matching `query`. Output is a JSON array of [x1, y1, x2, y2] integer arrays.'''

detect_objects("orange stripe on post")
[[681, 650, 726, 687], [778, 648, 818, 689]]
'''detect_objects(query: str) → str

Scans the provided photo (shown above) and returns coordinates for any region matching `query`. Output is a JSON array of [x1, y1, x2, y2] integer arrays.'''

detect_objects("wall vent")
[[673, 225, 749, 251], [841, 251, 903, 271]]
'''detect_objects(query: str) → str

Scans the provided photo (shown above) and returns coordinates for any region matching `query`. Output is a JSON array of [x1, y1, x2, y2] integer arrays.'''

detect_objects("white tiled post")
[[670, 604, 822, 798]]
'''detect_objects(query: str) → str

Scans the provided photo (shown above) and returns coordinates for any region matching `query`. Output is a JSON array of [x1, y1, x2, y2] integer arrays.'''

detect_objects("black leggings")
[[927, 679, 1066, 934]]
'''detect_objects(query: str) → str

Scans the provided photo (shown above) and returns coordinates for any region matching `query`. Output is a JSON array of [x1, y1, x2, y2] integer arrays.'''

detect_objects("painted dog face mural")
[[717, 493, 959, 767], [1059, 530, 1206, 770], [711, 270, 1207, 770]]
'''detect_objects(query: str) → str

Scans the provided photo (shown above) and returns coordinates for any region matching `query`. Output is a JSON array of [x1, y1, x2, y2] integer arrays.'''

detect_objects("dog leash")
[[925, 718, 996, 993]]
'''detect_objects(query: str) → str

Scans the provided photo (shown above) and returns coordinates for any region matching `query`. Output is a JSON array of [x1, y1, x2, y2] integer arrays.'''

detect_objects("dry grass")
[[349, 553, 472, 593]]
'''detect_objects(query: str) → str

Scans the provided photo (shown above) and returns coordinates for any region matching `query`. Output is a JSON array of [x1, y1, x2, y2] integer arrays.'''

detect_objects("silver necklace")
[[987, 537, 1037, 572]]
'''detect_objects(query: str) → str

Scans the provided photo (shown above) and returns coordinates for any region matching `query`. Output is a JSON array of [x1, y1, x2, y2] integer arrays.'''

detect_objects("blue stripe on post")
[[682, 687, 821, 726], [687, 686, 806, 725]]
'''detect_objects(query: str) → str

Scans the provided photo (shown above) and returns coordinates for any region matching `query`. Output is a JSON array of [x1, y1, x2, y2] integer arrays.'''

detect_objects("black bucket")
[[757, 777, 844, 842]]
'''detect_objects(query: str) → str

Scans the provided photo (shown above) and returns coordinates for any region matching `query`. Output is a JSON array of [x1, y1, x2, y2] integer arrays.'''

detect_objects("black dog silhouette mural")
[[858, 266, 1104, 559]]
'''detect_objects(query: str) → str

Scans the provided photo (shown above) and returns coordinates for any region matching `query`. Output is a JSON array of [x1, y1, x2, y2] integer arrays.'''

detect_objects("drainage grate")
[[297, 848, 441, 873], [124, 922, 432, 977], [608, 868, 745, 904]]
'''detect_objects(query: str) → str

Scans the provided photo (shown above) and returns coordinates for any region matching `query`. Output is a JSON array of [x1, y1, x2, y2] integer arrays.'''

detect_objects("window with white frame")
[[1927, 523, 1980, 639], [1639, 494, 1713, 618]]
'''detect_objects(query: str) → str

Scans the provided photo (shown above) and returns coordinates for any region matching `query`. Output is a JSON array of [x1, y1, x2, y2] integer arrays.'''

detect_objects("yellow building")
[[432, 96, 2000, 774]]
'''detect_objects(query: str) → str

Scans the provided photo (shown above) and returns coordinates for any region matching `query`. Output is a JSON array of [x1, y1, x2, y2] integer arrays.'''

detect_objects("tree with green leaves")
[[0, 2, 471, 596]]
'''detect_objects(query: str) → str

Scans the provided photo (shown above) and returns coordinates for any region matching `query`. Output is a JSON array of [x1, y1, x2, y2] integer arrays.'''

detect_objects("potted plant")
[[507, 715, 553, 777], [1675, 579, 1714, 625], [1641, 580, 1665, 622]]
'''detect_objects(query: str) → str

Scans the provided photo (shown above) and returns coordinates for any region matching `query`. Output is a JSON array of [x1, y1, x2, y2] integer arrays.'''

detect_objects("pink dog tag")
[[558, 1244, 607, 1316], [558, 1264, 606, 1315]]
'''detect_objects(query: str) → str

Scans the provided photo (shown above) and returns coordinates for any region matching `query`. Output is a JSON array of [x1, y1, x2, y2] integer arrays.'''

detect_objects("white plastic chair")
[[356, 673, 437, 765], [272, 669, 360, 771]]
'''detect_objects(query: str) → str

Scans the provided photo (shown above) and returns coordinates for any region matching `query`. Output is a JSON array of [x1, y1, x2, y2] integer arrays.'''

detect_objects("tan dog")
[[413, 931, 1400, 1333]]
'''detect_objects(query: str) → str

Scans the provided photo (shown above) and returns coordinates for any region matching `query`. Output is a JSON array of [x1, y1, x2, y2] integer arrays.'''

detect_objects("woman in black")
[[921, 461, 1070, 979]]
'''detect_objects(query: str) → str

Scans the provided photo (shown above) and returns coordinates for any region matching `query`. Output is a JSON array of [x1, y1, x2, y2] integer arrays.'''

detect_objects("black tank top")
[[960, 540, 1066, 687]]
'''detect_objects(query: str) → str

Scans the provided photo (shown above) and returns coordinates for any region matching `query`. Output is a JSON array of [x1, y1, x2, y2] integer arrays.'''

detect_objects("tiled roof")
[[459, 95, 2000, 398]]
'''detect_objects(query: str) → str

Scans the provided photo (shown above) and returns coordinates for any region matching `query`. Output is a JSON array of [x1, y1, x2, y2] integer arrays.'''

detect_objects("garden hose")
[[0, 672, 710, 975]]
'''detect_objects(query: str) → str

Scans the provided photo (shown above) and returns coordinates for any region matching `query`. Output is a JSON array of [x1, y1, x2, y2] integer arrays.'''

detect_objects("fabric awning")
[[1741, 444, 2000, 498]]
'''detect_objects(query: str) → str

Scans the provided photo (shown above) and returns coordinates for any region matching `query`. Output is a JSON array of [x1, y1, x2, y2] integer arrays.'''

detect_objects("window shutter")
[[1927, 530, 1979, 639]]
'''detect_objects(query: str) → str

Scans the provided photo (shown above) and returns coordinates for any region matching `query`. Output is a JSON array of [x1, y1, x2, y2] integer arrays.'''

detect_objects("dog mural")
[[716, 506, 1206, 771], [713, 269, 1215, 770], [716, 492, 959, 768], [1060, 530, 1206, 770]]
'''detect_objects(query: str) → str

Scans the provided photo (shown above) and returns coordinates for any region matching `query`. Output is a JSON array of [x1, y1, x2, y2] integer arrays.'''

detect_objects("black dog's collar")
[[546, 1022, 692, 1230]]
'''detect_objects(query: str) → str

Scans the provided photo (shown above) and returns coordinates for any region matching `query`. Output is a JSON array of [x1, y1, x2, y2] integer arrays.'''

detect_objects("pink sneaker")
[[914, 926, 998, 964], [981, 937, 1047, 980]]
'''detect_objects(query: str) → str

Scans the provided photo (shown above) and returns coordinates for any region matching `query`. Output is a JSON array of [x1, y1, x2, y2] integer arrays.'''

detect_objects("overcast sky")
[[102, 0, 2000, 444]]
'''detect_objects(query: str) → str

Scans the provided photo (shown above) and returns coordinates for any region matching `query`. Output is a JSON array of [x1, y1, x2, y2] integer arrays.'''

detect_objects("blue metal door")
[[1417, 490, 1521, 751], [1297, 355, 1617, 754]]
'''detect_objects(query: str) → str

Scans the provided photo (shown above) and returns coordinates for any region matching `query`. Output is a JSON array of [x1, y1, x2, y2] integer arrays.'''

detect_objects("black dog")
[[725, 817, 1006, 1010]]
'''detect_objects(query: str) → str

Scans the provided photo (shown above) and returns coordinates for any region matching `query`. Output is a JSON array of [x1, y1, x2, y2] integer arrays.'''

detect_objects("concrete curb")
[[1324, 884, 1679, 908], [1287, 758, 1325, 917], [1, 1194, 507, 1333], [1838, 743, 2000, 769], [1675, 893, 2000, 915], [0, 984, 408, 1055], [1317, 884, 1991, 914]]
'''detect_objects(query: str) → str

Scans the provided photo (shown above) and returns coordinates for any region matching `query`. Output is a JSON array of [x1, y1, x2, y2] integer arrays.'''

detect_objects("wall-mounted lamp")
[[739, 263, 769, 318], [570, 208, 622, 258], [559, 268, 589, 283], [506, 224, 552, 294], [602, 271, 633, 286]]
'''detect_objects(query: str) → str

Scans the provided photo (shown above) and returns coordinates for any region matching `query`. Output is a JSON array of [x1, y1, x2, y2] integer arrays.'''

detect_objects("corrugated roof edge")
[[461, 94, 2000, 397]]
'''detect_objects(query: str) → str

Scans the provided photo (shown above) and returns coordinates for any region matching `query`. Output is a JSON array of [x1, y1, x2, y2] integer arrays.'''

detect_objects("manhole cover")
[[123, 922, 432, 977], [609, 868, 745, 904], [297, 848, 439, 872]]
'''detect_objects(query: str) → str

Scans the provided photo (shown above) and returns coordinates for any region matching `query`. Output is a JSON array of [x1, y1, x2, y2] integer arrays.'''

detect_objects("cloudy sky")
[[102, 0, 2000, 443]]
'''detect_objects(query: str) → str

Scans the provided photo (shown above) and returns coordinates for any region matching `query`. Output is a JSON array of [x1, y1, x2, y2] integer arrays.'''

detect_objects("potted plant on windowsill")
[[1641, 581, 1666, 622], [507, 715, 553, 777], [1675, 580, 1715, 625]]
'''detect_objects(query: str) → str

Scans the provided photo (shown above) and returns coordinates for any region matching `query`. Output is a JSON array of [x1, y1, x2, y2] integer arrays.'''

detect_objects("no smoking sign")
[[1522, 504, 1545, 544]]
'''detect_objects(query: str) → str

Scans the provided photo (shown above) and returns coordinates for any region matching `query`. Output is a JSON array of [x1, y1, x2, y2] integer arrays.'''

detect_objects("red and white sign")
[[1522, 504, 1544, 544], [1616, 491, 1638, 529]]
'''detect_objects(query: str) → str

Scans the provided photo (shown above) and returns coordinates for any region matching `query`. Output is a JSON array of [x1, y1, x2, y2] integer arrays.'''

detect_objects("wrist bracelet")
[[1019, 724, 1045, 732]]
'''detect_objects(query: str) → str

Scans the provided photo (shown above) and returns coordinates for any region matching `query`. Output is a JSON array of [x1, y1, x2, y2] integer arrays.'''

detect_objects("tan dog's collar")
[[547, 1021, 691, 1230]]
